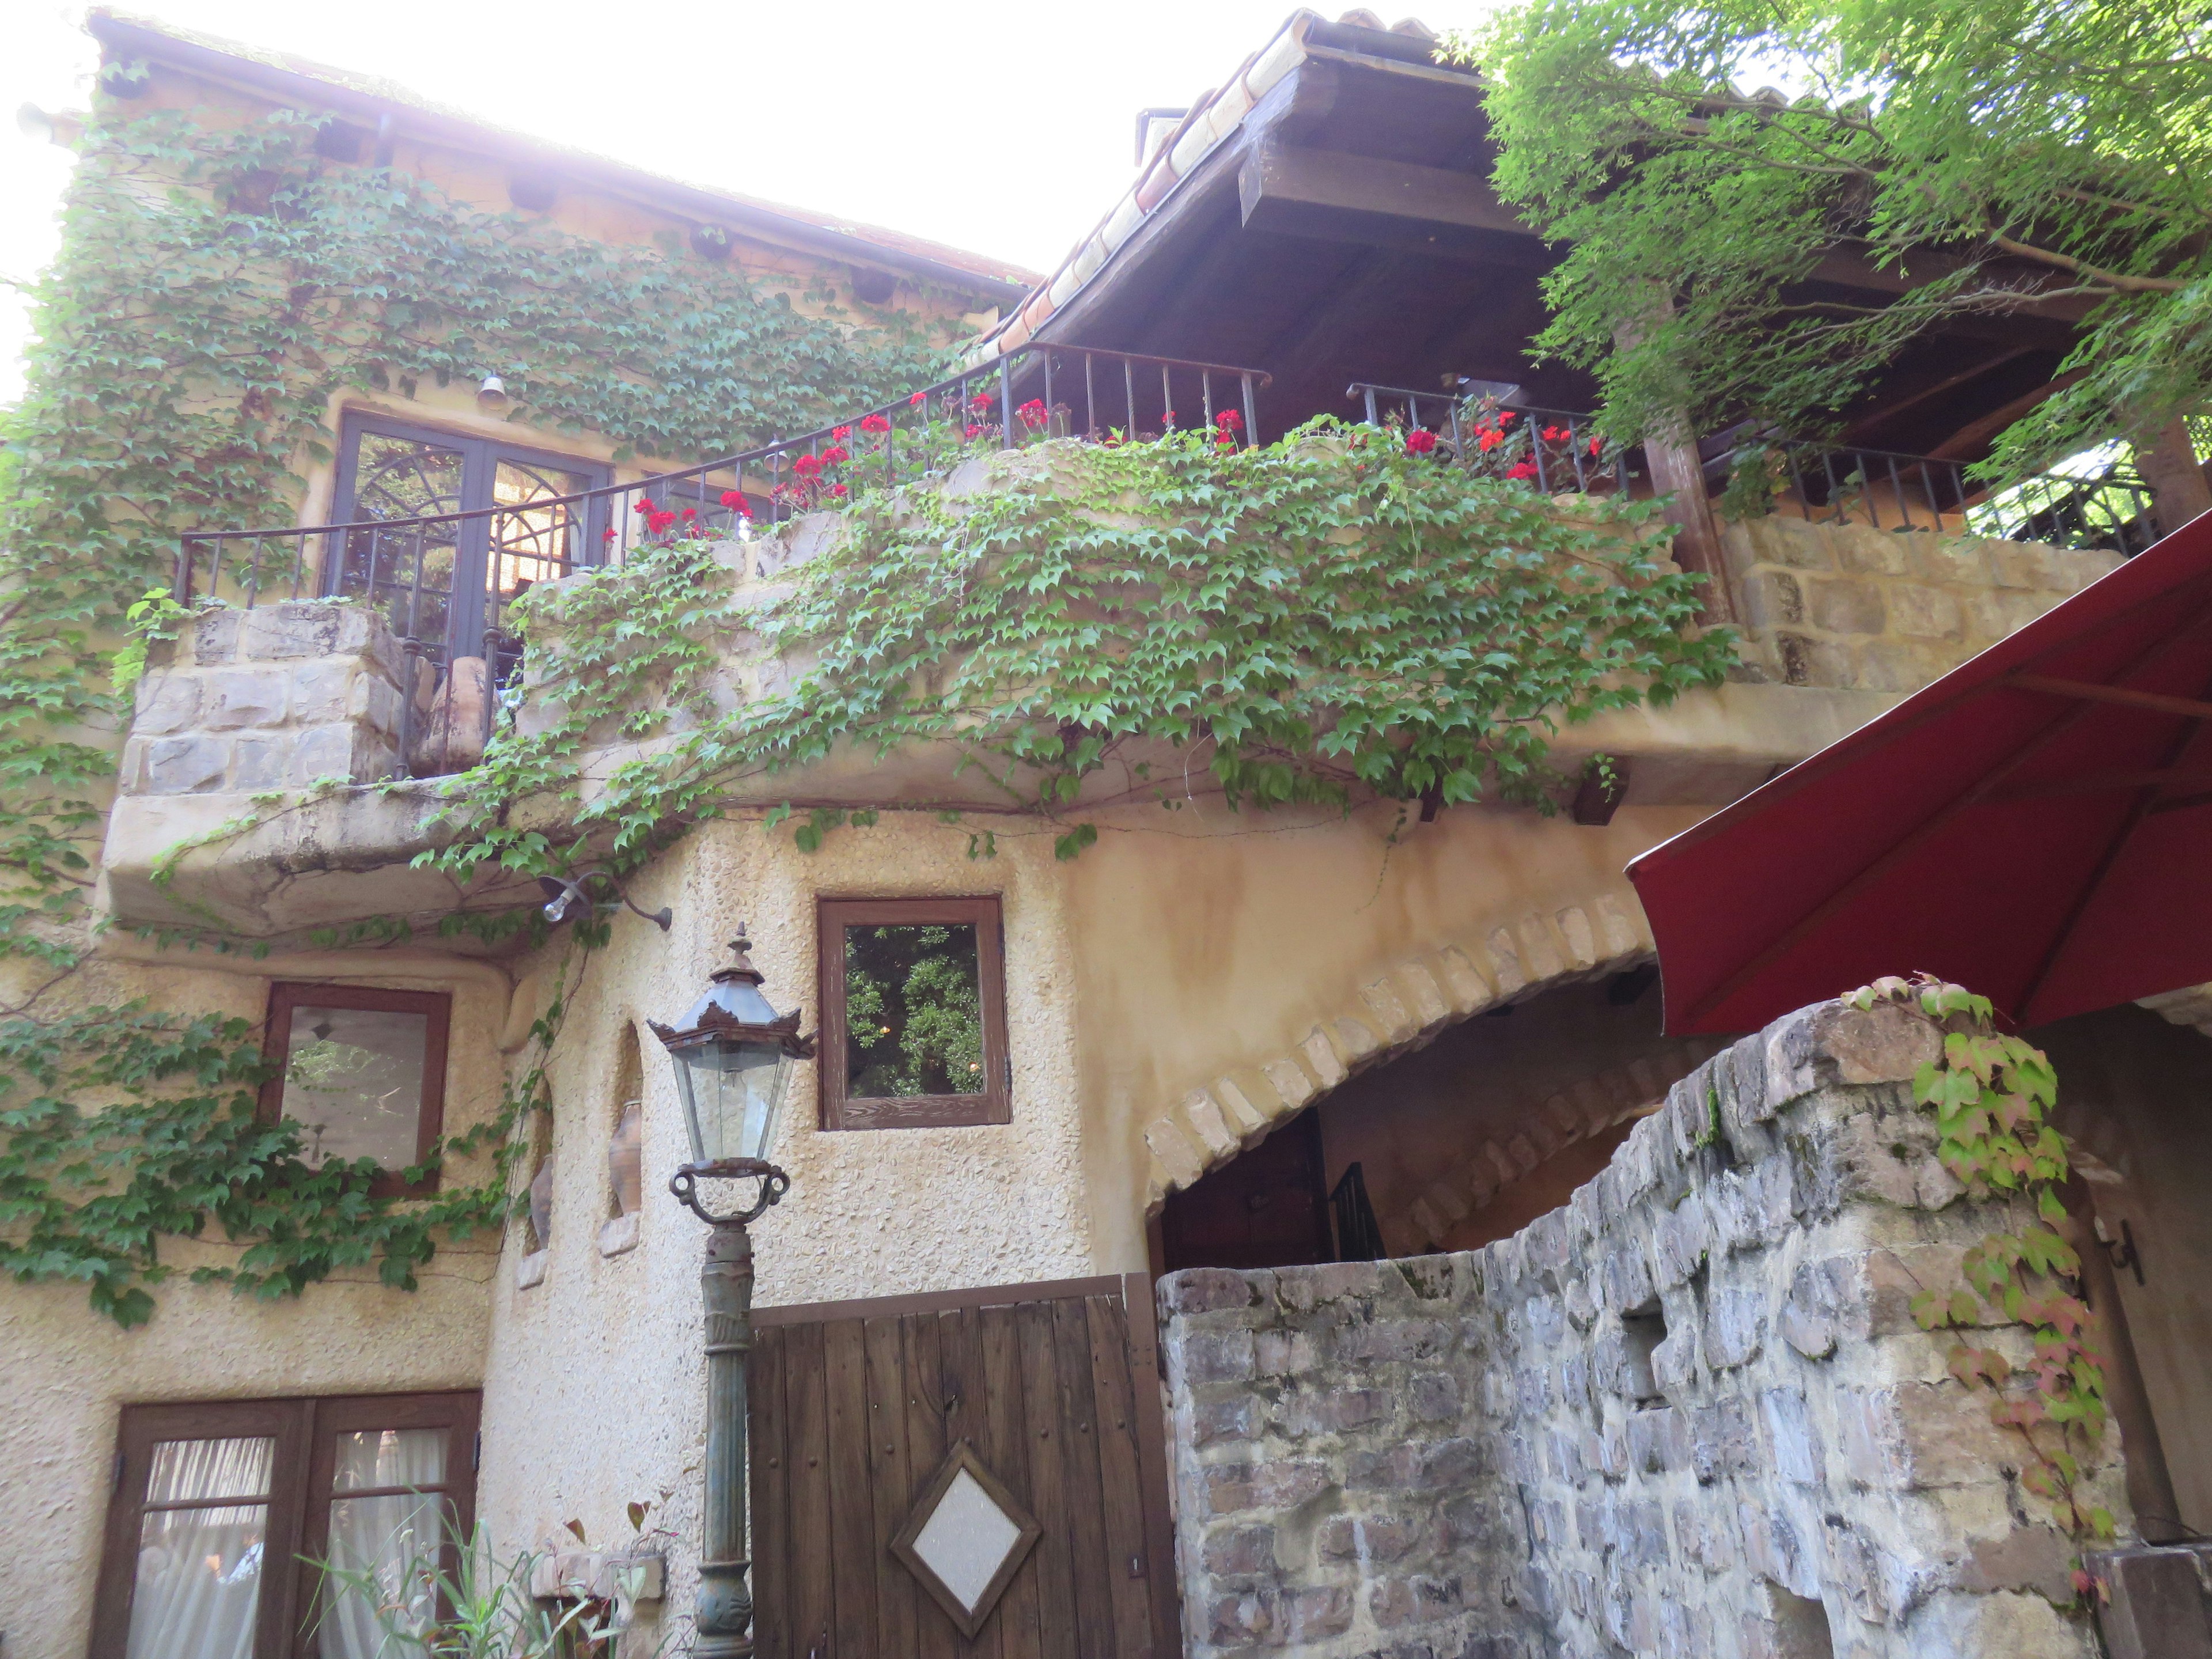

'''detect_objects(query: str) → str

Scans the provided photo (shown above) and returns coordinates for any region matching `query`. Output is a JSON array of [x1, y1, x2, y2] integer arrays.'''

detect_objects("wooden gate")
[[749, 1272, 1181, 1659]]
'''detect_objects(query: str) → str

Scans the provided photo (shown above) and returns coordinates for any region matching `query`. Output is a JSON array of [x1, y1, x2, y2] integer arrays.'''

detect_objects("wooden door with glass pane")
[[328, 414, 604, 672], [89, 1391, 479, 1659], [749, 1275, 1180, 1659]]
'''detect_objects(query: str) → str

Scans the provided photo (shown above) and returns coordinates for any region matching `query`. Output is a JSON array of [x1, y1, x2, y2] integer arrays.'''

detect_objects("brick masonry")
[[1722, 517, 2120, 692], [119, 601, 408, 794], [1158, 999, 2130, 1659]]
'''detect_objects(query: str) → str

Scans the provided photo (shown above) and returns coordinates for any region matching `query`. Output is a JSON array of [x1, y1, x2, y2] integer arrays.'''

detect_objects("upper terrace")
[[116, 341, 2136, 944]]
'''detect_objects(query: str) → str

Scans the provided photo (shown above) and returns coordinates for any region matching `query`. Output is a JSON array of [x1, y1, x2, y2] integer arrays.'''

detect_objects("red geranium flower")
[[647, 509, 677, 533], [1589, 435, 1602, 456], [830, 483, 848, 497], [793, 454, 823, 478], [1543, 425, 1569, 442], [1505, 460, 1539, 480], [1498, 411, 1516, 423], [1215, 408, 1243, 432], [910, 391, 928, 407], [1017, 398, 1048, 430], [719, 488, 752, 516], [1215, 433, 1237, 449], [832, 425, 851, 441], [964, 423, 983, 438], [820, 445, 850, 466], [1405, 429, 1439, 456], [681, 506, 698, 520], [1162, 410, 1177, 426], [632, 498, 652, 515], [601, 527, 616, 542], [859, 412, 891, 434]]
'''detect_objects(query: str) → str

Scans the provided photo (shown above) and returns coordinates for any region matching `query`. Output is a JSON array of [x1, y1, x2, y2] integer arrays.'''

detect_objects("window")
[[259, 985, 451, 1198], [328, 413, 608, 675], [817, 896, 1010, 1130], [90, 1392, 480, 1659]]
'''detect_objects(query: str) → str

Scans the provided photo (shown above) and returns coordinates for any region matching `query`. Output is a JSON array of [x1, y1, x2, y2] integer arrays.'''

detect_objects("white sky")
[[0, 0, 1426, 404]]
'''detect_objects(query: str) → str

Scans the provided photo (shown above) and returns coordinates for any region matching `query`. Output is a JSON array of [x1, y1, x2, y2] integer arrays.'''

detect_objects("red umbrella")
[[1628, 510, 2212, 1035]]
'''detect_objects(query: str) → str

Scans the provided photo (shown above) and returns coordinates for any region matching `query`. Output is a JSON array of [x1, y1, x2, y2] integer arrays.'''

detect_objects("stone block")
[[1688, 1398, 1756, 1484], [1334, 1319, 1451, 1365], [1914, 539, 1993, 586], [1393, 960, 1452, 1030], [1742, 568, 1806, 630], [203, 668, 290, 729], [1143, 1116, 1205, 1188], [1760, 1387, 1823, 1485], [241, 601, 347, 660], [1213, 1075, 1272, 1138], [1285, 1387, 1393, 1434], [1191, 1397, 1257, 1447], [1331, 1016, 1384, 1066], [1780, 1257, 1847, 1359], [1887, 581, 1966, 640], [1179, 1089, 1240, 1160], [189, 608, 241, 664], [1202, 1523, 1279, 1577], [1161, 1268, 1257, 1315], [1285, 1586, 1356, 1641], [1361, 975, 1417, 1042], [1809, 577, 1885, 635], [1301, 1027, 1349, 1086], [1839, 1382, 2021, 1490], [287, 656, 356, 725], [1434, 945, 1496, 1012], [1704, 1286, 1767, 1370], [1774, 631, 1857, 688], [1368, 1574, 1463, 1629], [145, 733, 231, 794], [289, 722, 380, 786], [1179, 1330, 1257, 1385], [131, 671, 200, 736], [1410, 1372, 1461, 1422], [230, 734, 289, 792], [1260, 1056, 1316, 1114]]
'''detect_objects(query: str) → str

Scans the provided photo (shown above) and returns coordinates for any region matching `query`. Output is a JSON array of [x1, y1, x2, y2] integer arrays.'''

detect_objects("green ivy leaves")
[[1861, 973, 2115, 1569]]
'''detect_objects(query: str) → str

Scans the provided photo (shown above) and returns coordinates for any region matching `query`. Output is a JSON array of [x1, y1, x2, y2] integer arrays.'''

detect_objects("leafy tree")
[[1448, 0, 2212, 493]]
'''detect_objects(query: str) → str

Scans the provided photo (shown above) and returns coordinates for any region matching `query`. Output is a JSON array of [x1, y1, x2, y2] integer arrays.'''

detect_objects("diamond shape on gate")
[[891, 1440, 1043, 1638]]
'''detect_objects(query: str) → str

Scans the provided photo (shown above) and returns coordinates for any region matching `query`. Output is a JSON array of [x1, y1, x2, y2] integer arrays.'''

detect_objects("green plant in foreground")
[[1847, 974, 2114, 1589]]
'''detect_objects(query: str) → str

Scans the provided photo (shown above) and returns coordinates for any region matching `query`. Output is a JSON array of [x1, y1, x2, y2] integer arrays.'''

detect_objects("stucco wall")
[[1156, 998, 2129, 1659], [0, 952, 507, 1659]]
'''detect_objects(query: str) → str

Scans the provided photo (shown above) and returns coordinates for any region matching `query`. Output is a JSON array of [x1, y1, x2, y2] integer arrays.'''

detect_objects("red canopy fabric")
[[1628, 510, 2212, 1035]]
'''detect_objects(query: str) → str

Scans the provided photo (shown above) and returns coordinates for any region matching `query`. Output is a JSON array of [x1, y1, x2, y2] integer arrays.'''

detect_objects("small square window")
[[817, 897, 1009, 1130], [259, 985, 451, 1196]]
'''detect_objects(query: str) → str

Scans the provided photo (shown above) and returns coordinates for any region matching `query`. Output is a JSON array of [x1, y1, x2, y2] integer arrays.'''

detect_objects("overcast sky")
[[0, 0, 1462, 403]]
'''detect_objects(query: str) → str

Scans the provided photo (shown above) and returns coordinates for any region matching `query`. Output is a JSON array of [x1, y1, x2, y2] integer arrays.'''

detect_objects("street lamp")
[[650, 933, 815, 1659]]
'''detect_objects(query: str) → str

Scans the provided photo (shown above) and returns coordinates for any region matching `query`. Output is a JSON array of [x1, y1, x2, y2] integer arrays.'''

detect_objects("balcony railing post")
[[999, 361, 1015, 450]]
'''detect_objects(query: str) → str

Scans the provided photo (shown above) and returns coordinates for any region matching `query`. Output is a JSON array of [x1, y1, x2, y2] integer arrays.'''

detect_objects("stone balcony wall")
[[1723, 516, 2120, 692], [1157, 999, 2128, 1659], [120, 601, 408, 795]]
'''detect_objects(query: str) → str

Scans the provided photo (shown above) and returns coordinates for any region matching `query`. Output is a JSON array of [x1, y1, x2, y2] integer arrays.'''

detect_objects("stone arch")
[[1396, 1035, 1727, 1250], [1137, 881, 1661, 1213]]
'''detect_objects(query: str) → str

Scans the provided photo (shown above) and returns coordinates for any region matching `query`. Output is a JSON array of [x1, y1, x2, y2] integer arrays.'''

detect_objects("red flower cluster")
[[910, 391, 928, 407], [719, 488, 752, 518], [831, 483, 848, 497], [793, 454, 823, 479], [1405, 429, 1439, 456], [820, 445, 850, 466], [1505, 460, 1540, 480], [1542, 425, 1571, 442], [1017, 398, 1049, 430], [964, 423, 983, 439], [859, 412, 891, 434], [1215, 409, 1243, 432], [1162, 409, 1177, 427], [832, 425, 852, 442]]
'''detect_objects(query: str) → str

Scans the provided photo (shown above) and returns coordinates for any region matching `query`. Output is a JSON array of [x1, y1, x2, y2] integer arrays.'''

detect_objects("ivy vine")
[[0, 96, 965, 969], [1847, 974, 2115, 1587], [425, 421, 1738, 889]]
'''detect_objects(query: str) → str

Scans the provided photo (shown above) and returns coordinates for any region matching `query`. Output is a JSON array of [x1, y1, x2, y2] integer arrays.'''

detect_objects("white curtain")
[[126, 1437, 274, 1659], [318, 1428, 448, 1659]]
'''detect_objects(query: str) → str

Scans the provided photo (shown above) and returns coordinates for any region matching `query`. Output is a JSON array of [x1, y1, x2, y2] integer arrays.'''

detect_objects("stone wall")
[[1723, 516, 2120, 692], [1157, 998, 2129, 1659], [120, 600, 408, 794]]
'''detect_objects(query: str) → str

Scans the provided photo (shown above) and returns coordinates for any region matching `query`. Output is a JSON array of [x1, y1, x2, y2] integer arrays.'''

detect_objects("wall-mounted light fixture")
[[536, 870, 671, 931], [476, 373, 509, 412]]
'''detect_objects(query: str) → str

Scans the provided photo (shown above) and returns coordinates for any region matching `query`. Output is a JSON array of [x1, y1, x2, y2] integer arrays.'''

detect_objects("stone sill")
[[516, 1249, 548, 1289], [599, 1211, 640, 1257]]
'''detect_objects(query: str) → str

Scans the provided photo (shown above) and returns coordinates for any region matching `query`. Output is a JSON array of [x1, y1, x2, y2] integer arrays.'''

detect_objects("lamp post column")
[[695, 1212, 756, 1657]]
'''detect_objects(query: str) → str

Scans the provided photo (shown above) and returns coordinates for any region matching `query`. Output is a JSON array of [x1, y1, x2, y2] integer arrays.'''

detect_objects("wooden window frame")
[[259, 983, 453, 1198], [817, 895, 1010, 1130], [89, 1390, 481, 1659]]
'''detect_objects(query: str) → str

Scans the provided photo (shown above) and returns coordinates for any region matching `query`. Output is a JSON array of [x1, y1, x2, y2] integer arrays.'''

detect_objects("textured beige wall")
[[0, 952, 507, 1659]]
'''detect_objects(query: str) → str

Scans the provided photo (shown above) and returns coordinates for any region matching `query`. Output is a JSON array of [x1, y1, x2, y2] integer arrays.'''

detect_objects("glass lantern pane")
[[843, 923, 983, 1099], [684, 1042, 791, 1164]]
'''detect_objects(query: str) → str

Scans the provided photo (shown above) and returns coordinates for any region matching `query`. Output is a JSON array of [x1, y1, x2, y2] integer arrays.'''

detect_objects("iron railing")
[[1348, 382, 2162, 560], [175, 344, 1268, 777]]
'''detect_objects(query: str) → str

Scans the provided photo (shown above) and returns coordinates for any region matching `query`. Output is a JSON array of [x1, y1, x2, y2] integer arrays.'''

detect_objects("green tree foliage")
[[0, 99, 961, 965], [1449, 0, 2212, 472], [844, 924, 985, 1098]]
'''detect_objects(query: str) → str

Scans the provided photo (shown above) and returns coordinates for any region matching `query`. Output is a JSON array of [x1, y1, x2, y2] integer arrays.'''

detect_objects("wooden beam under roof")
[[1238, 142, 1556, 270]]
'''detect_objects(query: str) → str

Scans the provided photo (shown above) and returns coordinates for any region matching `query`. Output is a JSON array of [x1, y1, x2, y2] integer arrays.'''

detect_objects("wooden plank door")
[[752, 1274, 1179, 1659]]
